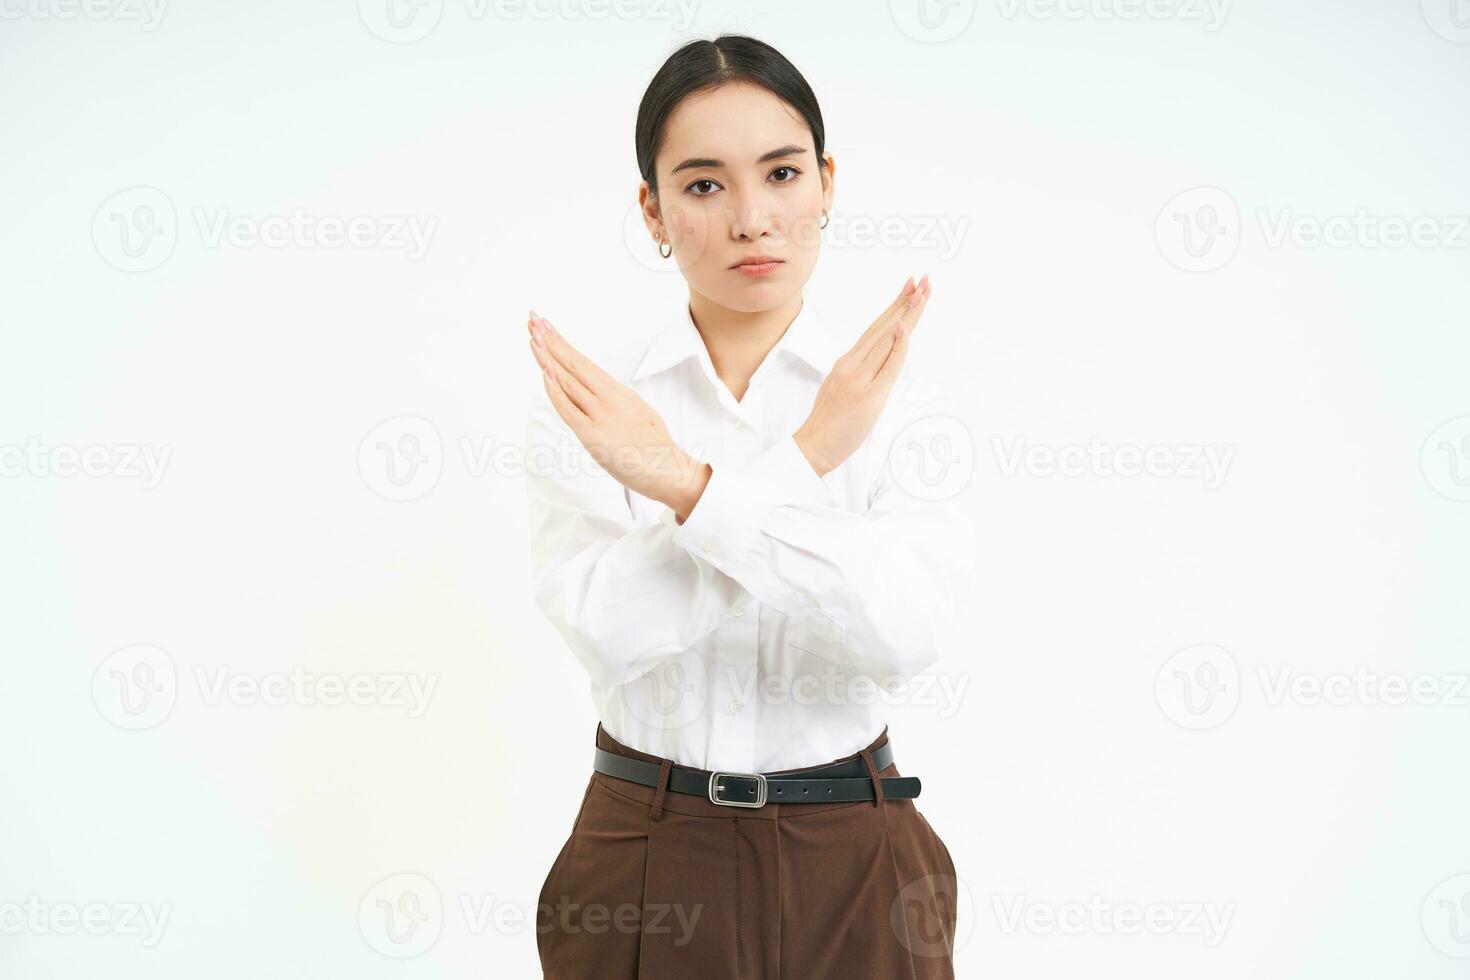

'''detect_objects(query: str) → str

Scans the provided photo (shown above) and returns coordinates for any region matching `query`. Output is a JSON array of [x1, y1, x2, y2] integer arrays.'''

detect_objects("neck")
[[686, 289, 803, 403]]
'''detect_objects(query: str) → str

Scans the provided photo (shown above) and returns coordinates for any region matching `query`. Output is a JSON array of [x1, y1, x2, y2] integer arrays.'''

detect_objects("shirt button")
[[735, 419, 749, 431], [701, 536, 718, 553], [728, 699, 744, 714], [731, 605, 745, 618]]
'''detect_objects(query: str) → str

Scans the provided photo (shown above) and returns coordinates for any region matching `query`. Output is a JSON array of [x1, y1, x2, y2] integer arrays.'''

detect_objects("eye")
[[770, 165, 802, 183], [685, 178, 722, 196]]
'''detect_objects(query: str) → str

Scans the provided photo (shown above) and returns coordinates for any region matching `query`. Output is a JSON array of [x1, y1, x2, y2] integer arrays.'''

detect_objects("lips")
[[731, 255, 783, 269]]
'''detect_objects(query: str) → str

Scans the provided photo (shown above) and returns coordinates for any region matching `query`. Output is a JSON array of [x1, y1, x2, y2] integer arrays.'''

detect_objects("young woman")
[[524, 34, 975, 979]]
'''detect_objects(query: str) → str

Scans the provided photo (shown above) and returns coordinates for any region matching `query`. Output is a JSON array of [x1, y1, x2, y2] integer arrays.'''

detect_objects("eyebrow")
[[669, 144, 808, 175]]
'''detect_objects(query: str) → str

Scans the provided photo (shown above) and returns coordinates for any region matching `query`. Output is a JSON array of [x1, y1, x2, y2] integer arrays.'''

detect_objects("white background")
[[3, 0, 1469, 977]]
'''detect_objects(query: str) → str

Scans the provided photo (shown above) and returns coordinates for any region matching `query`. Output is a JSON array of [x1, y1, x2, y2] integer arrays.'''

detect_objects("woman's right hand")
[[793, 274, 932, 478], [528, 310, 708, 517]]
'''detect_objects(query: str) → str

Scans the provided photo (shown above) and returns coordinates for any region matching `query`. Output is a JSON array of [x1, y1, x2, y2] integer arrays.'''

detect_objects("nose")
[[726, 187, 775, 241]]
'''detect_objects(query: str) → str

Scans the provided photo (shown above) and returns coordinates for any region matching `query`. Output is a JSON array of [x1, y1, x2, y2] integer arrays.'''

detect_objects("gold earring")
[[656, 234, 672, 259], [819, 210, 829, 230]]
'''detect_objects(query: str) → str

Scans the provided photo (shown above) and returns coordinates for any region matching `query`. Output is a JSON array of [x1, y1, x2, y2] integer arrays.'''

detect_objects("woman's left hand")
[[528, 311, 709, 517]]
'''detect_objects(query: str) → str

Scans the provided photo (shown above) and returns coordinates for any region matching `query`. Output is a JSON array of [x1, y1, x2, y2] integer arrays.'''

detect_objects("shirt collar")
[[632, 296, 843, 383]]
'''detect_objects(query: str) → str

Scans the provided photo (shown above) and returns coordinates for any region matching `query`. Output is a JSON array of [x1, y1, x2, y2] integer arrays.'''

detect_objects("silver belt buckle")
[[708, 770, 767, 808]]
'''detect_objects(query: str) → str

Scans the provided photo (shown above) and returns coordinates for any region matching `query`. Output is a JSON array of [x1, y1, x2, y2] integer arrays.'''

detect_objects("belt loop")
[[859, 748, 886, 807], [649, 757, 673, 821]]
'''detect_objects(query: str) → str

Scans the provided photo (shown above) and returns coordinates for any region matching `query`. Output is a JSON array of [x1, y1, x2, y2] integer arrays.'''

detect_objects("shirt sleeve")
[[670, 368, 979, 681], [524, 387, 747, 689]]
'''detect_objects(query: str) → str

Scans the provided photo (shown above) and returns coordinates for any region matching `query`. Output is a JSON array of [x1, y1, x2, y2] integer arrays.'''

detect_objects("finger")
[[851, 277, 915, 356], [843, 278, 914, 366], [852, 275, 926, 364], [879, 276, 918, 322], [542, 361, 590, 431], [861, 276, 929, 370], [529, 315, 601, 414], [528, 336, 558, 382], [540, 337, 600, 416], [534, 314, 618, 398], [895, 276, 932, 339], [874, 314, 912, 385], [887, 280, 932, 353], [527, 319, 550, 370], [873, 279, 932, 378]]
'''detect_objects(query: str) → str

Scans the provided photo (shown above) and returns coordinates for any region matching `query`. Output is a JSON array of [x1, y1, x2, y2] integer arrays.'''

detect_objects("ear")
[[819, 151, 836, 214], [638, 180, 663, 240]]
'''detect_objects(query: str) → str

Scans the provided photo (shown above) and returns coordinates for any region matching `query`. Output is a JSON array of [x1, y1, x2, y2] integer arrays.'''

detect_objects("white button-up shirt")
[[525, 296, 977, 772]]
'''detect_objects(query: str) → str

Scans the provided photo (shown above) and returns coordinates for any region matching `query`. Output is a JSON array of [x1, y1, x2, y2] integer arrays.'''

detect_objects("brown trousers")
[[535, 724, 959, 979]]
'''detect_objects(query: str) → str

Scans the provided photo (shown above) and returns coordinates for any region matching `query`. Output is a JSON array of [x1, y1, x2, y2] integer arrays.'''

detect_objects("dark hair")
[[635, 34, 827, 199]]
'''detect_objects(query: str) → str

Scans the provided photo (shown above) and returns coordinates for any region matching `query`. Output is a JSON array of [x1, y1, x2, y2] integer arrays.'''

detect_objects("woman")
[[524, 34, 975, 979]]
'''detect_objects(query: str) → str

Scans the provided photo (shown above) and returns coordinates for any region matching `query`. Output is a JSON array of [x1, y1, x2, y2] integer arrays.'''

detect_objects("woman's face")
[[641, 80, 835, 313]]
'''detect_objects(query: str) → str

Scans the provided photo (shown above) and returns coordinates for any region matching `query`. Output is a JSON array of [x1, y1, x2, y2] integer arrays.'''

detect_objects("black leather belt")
[[592, 742, 921, 808]]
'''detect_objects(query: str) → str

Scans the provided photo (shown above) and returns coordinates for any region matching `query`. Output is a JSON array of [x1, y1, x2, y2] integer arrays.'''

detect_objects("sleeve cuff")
[[672, 434, 837, 570], [747, 434, 837, 509]]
